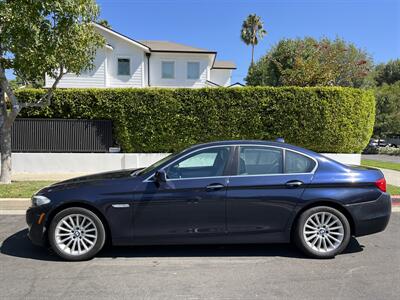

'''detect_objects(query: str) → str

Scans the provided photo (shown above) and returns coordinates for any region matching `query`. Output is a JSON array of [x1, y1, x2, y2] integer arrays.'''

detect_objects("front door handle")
[[285, 180, 304, 188], [205, 183, 225, 191]]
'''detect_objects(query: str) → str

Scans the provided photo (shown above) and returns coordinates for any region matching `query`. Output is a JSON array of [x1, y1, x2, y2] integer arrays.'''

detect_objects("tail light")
[[375, 178, 386, 192]]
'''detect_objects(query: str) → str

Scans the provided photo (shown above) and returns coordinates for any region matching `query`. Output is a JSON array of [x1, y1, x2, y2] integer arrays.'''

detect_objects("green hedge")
[[16, 87, 375, 153]]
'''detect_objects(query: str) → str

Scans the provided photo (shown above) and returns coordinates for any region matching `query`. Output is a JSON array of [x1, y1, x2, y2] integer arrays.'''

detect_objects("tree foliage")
[[0, 0, 105, 183], [374, 59, 400, 86], [374, 82, 400, 138], [246, 37, 372, 88]]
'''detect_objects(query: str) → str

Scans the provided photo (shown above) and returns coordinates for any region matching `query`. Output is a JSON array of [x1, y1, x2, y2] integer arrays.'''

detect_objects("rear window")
[[285, 150, 316, 173]]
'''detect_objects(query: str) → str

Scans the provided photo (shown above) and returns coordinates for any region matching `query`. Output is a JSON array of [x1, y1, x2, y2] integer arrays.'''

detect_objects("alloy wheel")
[[54, 213, 98, 256], [303, 211, 345, 253]]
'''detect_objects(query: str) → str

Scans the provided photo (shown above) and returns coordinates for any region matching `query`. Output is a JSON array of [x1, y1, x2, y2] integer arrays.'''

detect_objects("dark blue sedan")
[[26, 140, 391, 260]]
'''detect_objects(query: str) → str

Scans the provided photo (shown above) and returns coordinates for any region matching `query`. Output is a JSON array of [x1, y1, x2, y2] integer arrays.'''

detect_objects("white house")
[[45, 23, 236, 89]]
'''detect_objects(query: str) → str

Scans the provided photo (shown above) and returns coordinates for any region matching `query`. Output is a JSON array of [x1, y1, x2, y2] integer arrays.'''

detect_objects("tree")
[[0, 0, 105, 184], [241, 14, 267, 66], [246, 37, 372, 87], [374, 82, 400, 138], [98, 19, 111, 29], [374, 59, 400, 86]]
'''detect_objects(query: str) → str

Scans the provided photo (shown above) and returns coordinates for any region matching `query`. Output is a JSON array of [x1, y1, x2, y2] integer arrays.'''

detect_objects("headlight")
[[31, 195, 51, 207]]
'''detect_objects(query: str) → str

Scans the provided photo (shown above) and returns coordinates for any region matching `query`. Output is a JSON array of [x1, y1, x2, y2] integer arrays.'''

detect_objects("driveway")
[[1, 214, 399, 300], [362, 154, 400, 163]]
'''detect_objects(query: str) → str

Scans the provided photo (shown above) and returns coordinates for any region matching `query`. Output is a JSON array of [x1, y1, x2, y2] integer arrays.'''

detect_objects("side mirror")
[[154, 170, 167, 183]]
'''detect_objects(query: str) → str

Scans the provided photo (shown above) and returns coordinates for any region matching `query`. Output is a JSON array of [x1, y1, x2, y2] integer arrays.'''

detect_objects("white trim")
[[93, 23, 150, 52]]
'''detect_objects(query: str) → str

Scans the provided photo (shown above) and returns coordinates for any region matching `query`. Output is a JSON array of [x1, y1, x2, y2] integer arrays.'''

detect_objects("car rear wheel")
[[294, 206, 351, 258], [49, 207, 106, 261]]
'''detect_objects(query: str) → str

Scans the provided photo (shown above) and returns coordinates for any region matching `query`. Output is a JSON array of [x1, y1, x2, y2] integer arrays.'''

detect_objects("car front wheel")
[[49, 207, 106, 261], [294, 206, 351, 258]]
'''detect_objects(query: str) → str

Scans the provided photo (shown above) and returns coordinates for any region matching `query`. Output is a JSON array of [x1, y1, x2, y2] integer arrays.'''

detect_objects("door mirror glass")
[[154, 170, 167, 183]]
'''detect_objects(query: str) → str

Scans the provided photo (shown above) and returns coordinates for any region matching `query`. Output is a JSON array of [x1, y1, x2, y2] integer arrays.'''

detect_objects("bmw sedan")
[[26, 140, 391, 261]]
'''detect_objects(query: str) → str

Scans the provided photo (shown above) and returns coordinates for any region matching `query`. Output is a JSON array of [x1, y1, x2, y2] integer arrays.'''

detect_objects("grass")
[[361, 159, 400, 172], [387, 184, 400, 196], [0, 181, 55, 198]]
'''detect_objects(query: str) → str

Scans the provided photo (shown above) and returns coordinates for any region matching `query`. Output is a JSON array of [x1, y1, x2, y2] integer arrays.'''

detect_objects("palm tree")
[[241, 14, 267, 66]]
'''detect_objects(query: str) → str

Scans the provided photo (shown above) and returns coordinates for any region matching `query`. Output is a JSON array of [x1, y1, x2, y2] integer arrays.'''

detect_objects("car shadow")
[[1, 229, 364, 262]]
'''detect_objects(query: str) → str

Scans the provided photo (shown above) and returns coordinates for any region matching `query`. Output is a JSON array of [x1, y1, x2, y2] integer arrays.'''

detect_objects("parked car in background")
[[386, 134, 400, 148], [27, 140, 391, 261], [369, 138, 388, 148]]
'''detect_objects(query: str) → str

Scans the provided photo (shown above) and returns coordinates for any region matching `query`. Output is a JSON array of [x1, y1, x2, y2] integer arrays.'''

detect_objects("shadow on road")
[[1, 229, 364, 261]]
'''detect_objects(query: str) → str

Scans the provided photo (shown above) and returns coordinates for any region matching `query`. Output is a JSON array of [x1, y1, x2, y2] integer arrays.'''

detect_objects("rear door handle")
[[285, 180, 304, 188], [206, 183, 225, 191]]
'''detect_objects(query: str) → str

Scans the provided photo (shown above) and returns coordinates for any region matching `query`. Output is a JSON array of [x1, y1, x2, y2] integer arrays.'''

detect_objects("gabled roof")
[[93, 23, 150, 52], [212, 60, 237, 69], [139, 40, 216, 54]]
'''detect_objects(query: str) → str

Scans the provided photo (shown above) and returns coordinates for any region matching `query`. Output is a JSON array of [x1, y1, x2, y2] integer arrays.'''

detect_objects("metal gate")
[[12, 118, 114, 152]]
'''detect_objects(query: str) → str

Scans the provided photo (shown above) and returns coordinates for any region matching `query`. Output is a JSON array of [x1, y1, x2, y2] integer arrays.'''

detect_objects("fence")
[[12, 118, 113, 152]]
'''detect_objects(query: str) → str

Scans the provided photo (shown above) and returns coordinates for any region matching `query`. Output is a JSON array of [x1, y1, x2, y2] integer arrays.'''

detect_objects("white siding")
[[104, 30, 145, 88], [45, 29, 146, 88], [149, 53, 212, 88], [210, 69, 232, 87], [45, 48, 107, 88]]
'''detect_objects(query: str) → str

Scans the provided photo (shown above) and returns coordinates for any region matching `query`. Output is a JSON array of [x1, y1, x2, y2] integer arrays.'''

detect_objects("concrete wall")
[[6, 152, 361, 175]]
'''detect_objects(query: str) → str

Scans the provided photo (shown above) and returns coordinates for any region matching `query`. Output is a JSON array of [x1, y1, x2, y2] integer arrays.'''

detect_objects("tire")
[[49, 207, 106, 261], [294, 206, 351, 259]]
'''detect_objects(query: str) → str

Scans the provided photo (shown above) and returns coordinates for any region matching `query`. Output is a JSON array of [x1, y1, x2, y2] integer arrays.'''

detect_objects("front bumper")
[[345, 193, 391, 237], [26, 205, 50, 247]]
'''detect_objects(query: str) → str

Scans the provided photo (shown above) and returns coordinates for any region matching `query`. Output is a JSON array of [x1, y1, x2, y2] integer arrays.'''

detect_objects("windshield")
[[137, 152, 180, 176]]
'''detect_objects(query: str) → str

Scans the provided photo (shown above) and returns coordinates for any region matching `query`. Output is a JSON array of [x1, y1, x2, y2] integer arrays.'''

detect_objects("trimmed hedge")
[[16, 87, 375, 153]]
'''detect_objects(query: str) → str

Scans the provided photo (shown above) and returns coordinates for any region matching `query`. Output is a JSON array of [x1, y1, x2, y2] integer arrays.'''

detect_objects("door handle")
[[205, 183, 225, 191], [285, 180, 304, 188]]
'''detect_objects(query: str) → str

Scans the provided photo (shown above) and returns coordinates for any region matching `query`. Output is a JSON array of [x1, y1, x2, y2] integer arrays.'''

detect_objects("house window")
[[117, 58, 130, 76], [162, 61, 175, 79], [187, 62, 200, 79]]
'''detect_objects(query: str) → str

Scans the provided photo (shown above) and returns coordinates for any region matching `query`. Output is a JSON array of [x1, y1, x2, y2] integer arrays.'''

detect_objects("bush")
[[17, 87, 375, 153], [378, 147, 400, 156]]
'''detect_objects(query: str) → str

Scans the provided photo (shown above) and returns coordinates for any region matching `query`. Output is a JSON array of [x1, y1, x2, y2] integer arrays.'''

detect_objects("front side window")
[[165, 147, 230, 179], [239, 146, 283, 175], [285, 150, 316, 173], [117, 58, 130, 75], [187, 62, 200, 79], [161, 61, 175, 79]]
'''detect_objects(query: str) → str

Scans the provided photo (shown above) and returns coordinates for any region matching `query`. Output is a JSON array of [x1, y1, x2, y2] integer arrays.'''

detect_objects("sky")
[[6, 0, 400, 82], [95, 0, 400, 83]]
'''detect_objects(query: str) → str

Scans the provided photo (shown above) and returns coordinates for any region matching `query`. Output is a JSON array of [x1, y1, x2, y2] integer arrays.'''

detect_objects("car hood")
[[55, 168, 142, 184], [37, 168, 143, 194]]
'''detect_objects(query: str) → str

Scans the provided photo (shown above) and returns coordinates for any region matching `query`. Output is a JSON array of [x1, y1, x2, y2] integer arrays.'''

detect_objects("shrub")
[[378, 147, 400, 156], [17, 87, 375, 153]]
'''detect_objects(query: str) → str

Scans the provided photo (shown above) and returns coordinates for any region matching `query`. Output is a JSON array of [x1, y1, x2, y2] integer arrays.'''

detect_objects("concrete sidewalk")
[[380, 168, 400, 187]]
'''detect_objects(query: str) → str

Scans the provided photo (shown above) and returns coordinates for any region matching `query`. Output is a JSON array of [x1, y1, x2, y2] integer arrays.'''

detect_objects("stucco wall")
[[5, 152, 360, 175]]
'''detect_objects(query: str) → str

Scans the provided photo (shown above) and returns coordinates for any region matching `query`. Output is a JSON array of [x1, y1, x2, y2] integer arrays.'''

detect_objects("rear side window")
[[285, 150, 316, 173], [239, 146, 283, 175]]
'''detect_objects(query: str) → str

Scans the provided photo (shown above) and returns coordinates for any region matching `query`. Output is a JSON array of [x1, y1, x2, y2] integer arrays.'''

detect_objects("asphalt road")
[[1, 214, 399, 300]]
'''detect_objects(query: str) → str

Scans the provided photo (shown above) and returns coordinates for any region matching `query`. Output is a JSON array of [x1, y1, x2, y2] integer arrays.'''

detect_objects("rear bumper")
[[345, 193, 391, 237], [26, 205, 49, 247]]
